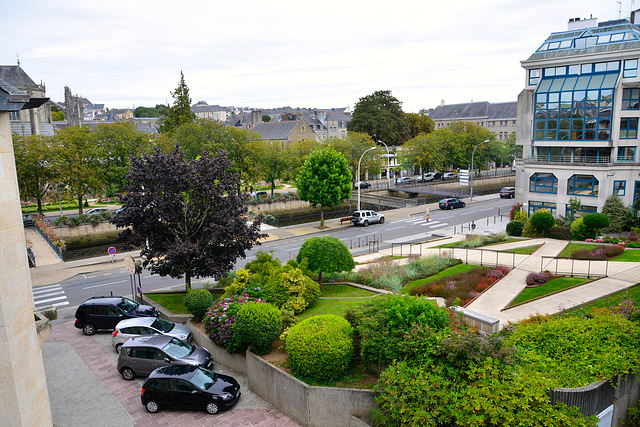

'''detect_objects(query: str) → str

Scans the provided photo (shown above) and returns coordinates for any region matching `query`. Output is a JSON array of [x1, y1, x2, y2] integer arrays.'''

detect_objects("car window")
[[149, 378, 172, 390], [190, 367, 218, 390], [127, 347, 151, 359], [106, 306, 122, 316], [151, 318, 175, 333], [151, 348, 166, 360], [175, 380, 196, 392], [93, 305, 108, 315], [366, 212, 371, 217], [117, 298, 139, 314], [162, 338, 194, 359], [140, 327, 157, 335], [121, 326, 140, 334]]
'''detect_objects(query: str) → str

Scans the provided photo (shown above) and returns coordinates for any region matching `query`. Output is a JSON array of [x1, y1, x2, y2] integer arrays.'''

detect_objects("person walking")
[[425, 207, 430, 222], [471, 220, 476, 231]]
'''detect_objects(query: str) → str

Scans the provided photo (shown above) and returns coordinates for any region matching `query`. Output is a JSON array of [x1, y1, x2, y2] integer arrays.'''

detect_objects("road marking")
[[33, 284, 63, 293], [420, 221, 443, 227], [427, 222, 449, 228], [34, 296, 67, 304], [33, 290, 65, 298], [33, 284, 69, 308], [385, 226, 405, 231], [83, 280, 127, 289]]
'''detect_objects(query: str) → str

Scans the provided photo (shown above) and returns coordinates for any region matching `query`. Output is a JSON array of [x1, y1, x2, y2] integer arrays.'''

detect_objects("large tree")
[[112, 145, 263, 290], [159, 71, 194, 134], [326, 132, 383, 181], [404, 112, 435, 139], [348, 90, 409, 145], [297, 147, 352, 227], [12, 134, 60, 214]]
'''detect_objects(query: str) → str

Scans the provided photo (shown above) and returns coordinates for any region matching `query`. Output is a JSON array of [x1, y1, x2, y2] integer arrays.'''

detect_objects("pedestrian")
[[471, 220, 476, 231], [425, 207, 430, 222]]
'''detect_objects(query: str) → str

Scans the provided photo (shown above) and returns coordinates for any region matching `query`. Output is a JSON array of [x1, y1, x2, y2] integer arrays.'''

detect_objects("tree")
[[582, 213, 610, 238], [112, 145, 263, 290], [296, 236, 355, 284], [253, 140, 289, 195], [135, 104, 169, 118], [12, 134, 60, 213], [50, 104, 65, 121], [262, 114, 271, 122], [348, 90, 409, 145], [326, 132, 383, 180], [54, 126, 101, 214], [296, 147, 352, 227], [404, 112, 434, 139], [602, 195, 631, 233], [159, 71, 194, 134], [529, 210, 556, 236]]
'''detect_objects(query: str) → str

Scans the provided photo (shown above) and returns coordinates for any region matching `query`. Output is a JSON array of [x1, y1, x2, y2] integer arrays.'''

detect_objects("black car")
[[22, 214, 34, 227], [500, 187, 516, 199], [74, 296, 159, 335], [141, 365, 241, 415], [438, 198, 466, 210], [354, 181, 371, 189]]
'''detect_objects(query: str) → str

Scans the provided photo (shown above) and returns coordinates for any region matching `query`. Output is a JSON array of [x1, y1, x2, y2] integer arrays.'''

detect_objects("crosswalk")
[[398, 216, 449, 228], [32, 284, 69, 309]]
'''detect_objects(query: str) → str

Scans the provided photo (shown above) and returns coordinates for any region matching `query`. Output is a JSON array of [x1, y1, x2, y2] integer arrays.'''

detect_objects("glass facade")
[[529, 172, 558, 193], [534, 67, 618, 141], [568, 174, 599, 196], [528, 201, 557, 216], [622, 88, 640, 110], [620, 118, 638, 139], [614, 180, 626, 196]]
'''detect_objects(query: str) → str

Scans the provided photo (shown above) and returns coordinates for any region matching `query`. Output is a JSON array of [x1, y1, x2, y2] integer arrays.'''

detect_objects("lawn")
[[611, 248, 640, 262], [501, 245, 543, 255], [402, 264, 482, 293], [297, 296, 378, 321], [145, 293, 190, 314], [568, 284, 640, 314], [320, 284, 376, 298], [557, 243, 601, 258], [508, 276, 592, 307]]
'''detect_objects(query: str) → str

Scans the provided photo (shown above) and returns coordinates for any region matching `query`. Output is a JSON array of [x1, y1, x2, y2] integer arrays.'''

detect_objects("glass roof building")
[[517, 14, 640, 217]]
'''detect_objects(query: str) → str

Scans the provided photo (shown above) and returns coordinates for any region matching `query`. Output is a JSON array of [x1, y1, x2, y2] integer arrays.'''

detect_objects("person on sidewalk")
[[471, 220, 476, 231], [425, 207, 430, 222]]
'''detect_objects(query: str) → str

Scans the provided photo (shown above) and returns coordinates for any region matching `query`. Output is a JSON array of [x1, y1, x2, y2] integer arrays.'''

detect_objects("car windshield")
[[190, 367, 218, 390], [118, 298, 139, 314], [151, 317, 175, 333], [162, 338, 194, 359]]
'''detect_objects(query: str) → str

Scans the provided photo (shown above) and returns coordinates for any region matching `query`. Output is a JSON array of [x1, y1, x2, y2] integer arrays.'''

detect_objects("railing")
[[529, 155, 613, 164], [389, 244, 523, 268], [61, 243, 131, 262], [288, 233, 382, 260], [33, 223, 64, 261], [540, 256, 608, 278]]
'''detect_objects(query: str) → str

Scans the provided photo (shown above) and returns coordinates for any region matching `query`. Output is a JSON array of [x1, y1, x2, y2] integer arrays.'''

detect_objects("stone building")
[[517, 13, 640, 216], [426, 100, 517, 140]]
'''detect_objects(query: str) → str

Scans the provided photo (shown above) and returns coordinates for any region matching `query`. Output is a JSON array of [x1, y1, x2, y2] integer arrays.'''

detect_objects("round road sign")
[[108, 246, 117, 255]]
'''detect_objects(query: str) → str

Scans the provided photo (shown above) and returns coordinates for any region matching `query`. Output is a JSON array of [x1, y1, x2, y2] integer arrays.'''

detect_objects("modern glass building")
[[517, 15, 640, 217]]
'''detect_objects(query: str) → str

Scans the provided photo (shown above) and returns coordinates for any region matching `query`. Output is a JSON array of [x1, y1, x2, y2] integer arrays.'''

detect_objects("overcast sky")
[[1, 0, 634, 113]]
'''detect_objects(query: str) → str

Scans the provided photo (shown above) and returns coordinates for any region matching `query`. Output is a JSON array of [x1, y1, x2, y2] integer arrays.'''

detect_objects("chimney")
[[632, 9, 640, 24], [440, 99, 445, 107], [568, 16, 597, 30]]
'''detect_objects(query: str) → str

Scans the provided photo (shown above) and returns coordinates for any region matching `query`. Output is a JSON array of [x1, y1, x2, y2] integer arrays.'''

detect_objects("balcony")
[[526, 154, 618, 165]]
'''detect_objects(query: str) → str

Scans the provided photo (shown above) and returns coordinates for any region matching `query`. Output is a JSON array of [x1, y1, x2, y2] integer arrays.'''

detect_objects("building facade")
[[426, 100, 517, 140], [517, 15, 640, 217]]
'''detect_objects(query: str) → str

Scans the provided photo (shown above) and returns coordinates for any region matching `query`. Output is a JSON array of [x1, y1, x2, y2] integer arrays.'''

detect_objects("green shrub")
[[583, 212, 610, 237], [530, 210, 556, 234], [547, 225, 571, 240], [571, 217, 596, 241], [506, 220, 525, 236], [235, 302, 282, 355], [264, 265, 320, 313], [184, 288, 214, 321], [522, 220, 543, 238], [297, 236, 354, 283], [285, 315, 353, 382], [513, 210, 527, 222], [602, 195, 630, 233]]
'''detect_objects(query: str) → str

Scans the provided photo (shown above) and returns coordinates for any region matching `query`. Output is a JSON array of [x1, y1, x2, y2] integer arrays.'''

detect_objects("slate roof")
[[326, 111, 351, 122], [252, 121, 299, 140], [0, 66, 38, 89], [428, 101, 516, 121]]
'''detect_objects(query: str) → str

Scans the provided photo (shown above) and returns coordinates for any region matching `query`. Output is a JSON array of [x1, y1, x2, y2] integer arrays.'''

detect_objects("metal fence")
[[33, 223, 64, 261], [389, 243, 524, 268], [288, 232, 382, 260], [61, 243, 131, 262], [540, 256, 609, 278]]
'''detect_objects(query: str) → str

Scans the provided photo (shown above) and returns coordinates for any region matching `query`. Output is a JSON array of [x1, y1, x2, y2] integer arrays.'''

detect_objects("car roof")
[[122, 334, 174, 348], [148, 364, 199, 380], [80, 296, 128, 306], [115, 317, 160, 329]]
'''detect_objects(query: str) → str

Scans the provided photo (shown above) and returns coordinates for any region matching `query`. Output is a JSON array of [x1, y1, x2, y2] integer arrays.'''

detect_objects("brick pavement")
[[45, 321, 300, 427]]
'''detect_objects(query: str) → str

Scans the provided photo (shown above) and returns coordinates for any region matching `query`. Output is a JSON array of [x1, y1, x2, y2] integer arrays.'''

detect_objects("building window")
[[529, 172, 558, 193], [568, 174, 599, 196], [620, 118, 638, 139], [624, 59, 638, 78], [618, 146, 636, 162], [566, 204, 598, 217], [9, 111, 19, 120], [614, 180, 626, 196], [622, 88, 640, 110], [529, 69, 541, 86], [528, 201, 557, 216]]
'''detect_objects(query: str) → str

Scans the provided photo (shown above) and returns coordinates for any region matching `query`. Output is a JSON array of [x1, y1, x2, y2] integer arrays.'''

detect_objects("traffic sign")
[[108, 246, 116, 255]]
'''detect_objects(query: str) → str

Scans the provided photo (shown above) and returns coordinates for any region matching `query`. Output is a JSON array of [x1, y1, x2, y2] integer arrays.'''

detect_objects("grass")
[[320, 284, 376, 298], [508, 276, 592, 307], [145, 293, 190, 314], [566, 284, 640, 316], [557, 243, 600, 258], [611, 248, 640, 262], [402, 264, 481, 293], [501, 245, 543, 255], [297, 297, 377, 321]]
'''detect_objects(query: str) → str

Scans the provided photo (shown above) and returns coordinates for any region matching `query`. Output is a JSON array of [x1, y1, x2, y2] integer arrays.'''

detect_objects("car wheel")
[[82, 323, 96, 335], [363, 220, 369, 227], [511, 194, 515, 199], [114, 343, 123, 353], [145, 400, 160, 413], [206, 401, 220, 415], [121, 367, 136, 381], [449, 205, 453, 210], [379, 217, 385, 224], [462, 203, 466, 207]]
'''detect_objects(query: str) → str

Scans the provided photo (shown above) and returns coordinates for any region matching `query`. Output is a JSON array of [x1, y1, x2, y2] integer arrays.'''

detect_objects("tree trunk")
[[185, 272, 192, 291], [320, 206, 325, 227], [78, 194, 83, 215]]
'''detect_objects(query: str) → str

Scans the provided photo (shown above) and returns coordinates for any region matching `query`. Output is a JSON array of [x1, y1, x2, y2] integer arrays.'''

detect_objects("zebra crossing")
[[32, 284, 69, 309], [400, 216, 449, 228]]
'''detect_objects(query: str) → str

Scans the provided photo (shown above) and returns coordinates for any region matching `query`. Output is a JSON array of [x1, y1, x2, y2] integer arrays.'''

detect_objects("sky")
[[1, 0, 635, 113]]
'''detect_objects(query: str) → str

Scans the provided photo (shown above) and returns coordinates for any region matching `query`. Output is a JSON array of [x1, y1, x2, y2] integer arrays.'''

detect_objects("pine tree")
[[159, 71, 194, 134]]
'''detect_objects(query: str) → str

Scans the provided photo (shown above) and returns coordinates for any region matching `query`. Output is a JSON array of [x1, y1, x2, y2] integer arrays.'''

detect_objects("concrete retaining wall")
[[53, 221, 119, 239], [453, 306, 500, 335]]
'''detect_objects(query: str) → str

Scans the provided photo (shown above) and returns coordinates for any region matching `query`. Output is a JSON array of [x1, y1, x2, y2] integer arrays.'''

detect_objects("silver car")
[[112, 317, 192, 353], [117, 335, 213, 380]]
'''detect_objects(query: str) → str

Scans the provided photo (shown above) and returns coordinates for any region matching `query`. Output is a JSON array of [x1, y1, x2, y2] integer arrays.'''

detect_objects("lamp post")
[[357, 147, 377, 211], [470, 139, 490, 202], [377, 140, 391, 188]]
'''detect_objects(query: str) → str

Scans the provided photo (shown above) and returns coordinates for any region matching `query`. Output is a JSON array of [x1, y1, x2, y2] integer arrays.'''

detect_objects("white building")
[[517, 14, 640, 217]]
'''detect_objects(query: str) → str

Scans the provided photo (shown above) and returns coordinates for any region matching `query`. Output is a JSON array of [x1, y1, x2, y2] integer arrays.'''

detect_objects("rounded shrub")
[[264, 265, 320, 314], [513, 210, 527, 222], [529, 210, 555, 234], [285, 315, 353, 382], [570, 217, 595, 241], [235, 301, 282, 355], [582, 212, 610, 236], [297, 236, 355, 282], [506, 220, 525, 237], [521, 221, 542, 238], [184, 288, 214, 321]]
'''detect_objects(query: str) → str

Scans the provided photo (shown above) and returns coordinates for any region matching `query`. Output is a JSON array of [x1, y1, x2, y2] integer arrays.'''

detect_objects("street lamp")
[[470, 139, 490, 202], [357, 147, 377, 210], [377, 140, 391, 188]]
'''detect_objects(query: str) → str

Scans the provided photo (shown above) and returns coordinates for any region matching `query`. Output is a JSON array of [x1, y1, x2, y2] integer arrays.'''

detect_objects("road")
[[43, 197, 514, 325]]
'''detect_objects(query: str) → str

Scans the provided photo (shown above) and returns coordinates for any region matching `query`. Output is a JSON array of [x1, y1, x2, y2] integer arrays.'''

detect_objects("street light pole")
[[470, 139, 491, 202], [377, 140, 391, 188], [357, 147, 377, 211]]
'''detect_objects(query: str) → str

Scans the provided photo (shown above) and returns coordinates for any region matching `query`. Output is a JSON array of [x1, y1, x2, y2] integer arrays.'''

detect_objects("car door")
[[127, 347, 154, 376], [172, 379, 206, 410], [149, 347, 172, 373], [104, 305, 126, 329], [90, 305, 117, 330]]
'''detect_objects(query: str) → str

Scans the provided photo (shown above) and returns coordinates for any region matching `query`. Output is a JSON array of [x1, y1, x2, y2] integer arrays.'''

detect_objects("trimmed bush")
[[264, 265, 320, 314], [525, 271, 551, 287], [506, 220, 525, 237], [546, 225, 571, 240], [513, 210, 527, 222], [204, 293, 266, 353], [285, 315, 353, 382], [583, 212, 610, 237], [521, 221, 543, 238], [235, 302, 282, 355], [184, 288, 214, 321], [529, 210, 555, 234], [297, 236, 355, 282], [571, 217, 595, 241], [572, 245, 624, 260]]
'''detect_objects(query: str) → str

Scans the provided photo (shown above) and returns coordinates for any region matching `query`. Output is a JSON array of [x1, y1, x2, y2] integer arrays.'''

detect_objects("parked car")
[[351, 210, 385, 227], [439, 198, 466, 210], [118, 335, 213, 380], [85, 207, 110, 215], [112, 317, 193, 353], [397, 177, 412, 183], [22, 214, 34, 227], [443, 172, 458, 180], [500, 187, 516, 199], [354, 181, 371, 189], [250, 190, 268, 198], [416, 174, 435, 182], [74, 296, 159, 335], [141, 365, 241, 415]]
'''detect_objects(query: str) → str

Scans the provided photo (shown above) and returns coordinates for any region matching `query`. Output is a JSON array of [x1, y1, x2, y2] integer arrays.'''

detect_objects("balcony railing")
[[528, 155, 615, 164]]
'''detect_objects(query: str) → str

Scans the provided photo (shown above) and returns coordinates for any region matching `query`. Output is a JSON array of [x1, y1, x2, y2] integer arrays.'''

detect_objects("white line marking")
[[33, 290, 65, 298], [83, 280, 126, 289], [34, 296, 67, 304], [385, 226, 405, 231], [33, 284, 62, 291]]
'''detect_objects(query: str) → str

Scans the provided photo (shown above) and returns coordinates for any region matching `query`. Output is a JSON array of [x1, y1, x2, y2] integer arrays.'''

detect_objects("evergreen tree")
[[159, 71, 194, 134], [602, 195, 631, 233]]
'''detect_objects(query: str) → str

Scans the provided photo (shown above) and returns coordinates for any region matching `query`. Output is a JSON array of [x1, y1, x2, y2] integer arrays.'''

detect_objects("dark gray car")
[[117, 335, 213, 380]]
